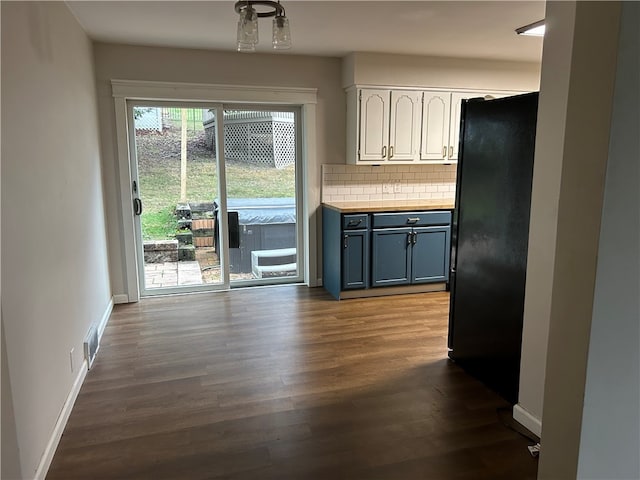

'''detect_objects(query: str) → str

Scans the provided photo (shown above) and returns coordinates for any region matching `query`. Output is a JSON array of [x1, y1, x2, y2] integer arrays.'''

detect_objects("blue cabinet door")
[[371, 228, 412, 286], [342, 230, 369, 290], [411, 226, 450, 283]]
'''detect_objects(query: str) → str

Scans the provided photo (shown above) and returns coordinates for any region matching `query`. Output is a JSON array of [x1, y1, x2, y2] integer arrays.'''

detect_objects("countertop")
[[322, 199, 455, 213]]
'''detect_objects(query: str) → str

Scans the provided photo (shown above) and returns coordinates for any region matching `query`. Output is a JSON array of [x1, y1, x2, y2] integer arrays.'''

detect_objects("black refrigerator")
[[448, 92, 539, 404]]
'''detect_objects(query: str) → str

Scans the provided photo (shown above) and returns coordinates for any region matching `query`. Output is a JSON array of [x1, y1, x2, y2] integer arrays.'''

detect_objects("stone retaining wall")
[[144, 240, 178, 263], [145, 201, 216, 263]]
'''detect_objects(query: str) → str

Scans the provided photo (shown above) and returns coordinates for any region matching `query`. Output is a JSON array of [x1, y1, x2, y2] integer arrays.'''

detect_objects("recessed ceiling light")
[[516, 19, 545, 37]]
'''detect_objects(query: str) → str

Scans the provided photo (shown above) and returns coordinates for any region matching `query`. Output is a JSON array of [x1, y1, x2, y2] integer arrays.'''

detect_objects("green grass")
[[139, 159, 296, 240], [141, 206, 176, 241]]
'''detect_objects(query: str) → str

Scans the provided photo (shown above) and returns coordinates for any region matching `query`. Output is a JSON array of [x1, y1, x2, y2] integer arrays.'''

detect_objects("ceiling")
[[66, 1, 545, 63]]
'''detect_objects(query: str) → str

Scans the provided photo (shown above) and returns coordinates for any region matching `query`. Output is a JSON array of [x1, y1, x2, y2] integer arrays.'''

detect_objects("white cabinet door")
[[359, 89, 390, 161], [350, 87, 521, 164], [420, 92, 451, 161], [388, 90, 422, 162]]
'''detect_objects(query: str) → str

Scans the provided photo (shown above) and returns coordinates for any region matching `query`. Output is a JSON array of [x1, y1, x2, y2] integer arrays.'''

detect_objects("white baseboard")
[[98, 298, 114, 340], [513, 403, 542, 437], [112, 294, 129, 304], [34, 298, 114, 478], [34, 359, 88, 480]]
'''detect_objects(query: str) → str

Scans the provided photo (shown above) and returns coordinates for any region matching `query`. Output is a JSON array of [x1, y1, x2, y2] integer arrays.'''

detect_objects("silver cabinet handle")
[[382, 145, 387, 158], [407, 217, 420, 224], [389, 146, 394, 158], [343, 234, 348, 249], [348, 219, 363, 227], [442, 146, 447, 158], [449, 146, 454, 158]]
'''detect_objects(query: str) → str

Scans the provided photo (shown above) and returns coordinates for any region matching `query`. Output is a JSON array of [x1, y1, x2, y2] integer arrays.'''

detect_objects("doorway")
[[129, 102, 302, 296]]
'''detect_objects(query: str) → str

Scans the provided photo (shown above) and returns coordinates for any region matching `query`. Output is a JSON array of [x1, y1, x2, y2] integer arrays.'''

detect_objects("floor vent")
[[84, 326, 99, 369]]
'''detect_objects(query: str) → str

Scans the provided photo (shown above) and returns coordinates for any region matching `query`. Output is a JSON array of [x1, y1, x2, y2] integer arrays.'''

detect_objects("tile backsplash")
[[321, 164, 457, 202]]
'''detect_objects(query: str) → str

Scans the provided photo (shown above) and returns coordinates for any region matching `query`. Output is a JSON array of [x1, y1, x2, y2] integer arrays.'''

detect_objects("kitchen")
[[322, 71, 538, 402]]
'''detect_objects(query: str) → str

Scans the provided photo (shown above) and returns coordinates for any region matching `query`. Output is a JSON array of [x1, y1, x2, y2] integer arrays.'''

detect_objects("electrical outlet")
[[382, 183, 393, 194], [69, 348, 74, 373], [393, 182, 402, 193]]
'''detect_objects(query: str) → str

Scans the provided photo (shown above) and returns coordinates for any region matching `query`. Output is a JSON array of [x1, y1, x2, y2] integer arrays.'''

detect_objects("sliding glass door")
[[223, 108, 301, 285], [129, 102, 301, 295]]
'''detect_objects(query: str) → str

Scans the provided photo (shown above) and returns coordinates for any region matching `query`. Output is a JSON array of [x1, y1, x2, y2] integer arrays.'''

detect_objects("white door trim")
[[112, 80, 319, 301], [112, 80, 318, 105], [113, 96, 140, 302]]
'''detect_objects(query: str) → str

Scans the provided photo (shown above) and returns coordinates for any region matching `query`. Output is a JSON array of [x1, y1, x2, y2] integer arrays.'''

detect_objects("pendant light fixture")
[[234, 1, 292, 52]]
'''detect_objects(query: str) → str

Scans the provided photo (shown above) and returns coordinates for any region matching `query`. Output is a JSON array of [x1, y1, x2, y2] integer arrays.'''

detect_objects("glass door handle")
[[133, 198, 143, 216]]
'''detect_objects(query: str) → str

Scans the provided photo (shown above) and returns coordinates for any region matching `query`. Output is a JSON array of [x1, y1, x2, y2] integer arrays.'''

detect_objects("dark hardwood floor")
[[47, 286, 537, 479]]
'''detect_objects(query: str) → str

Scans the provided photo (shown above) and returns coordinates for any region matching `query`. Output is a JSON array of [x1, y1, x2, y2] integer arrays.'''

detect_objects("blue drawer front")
[[342, 214, 369, 230], [372, 211, 451, 228]]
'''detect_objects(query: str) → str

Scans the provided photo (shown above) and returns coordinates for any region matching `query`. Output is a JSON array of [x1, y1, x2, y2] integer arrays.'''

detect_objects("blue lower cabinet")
[[323, 206, 451, 299], [371, 228, 412, 286], [322, 207, 370, 299], [342, 230, 369, 290], [411, 226, 451, 283], [372, 225, 451, 288]]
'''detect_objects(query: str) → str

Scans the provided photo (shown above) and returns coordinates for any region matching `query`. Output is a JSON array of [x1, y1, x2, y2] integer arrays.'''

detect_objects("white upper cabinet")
[[347, 87, 521, 165], [388, 90, 422, 162], [421, 92, 452, 162], [421, 91, 504, 163], [359, 89, 390, 161], [357, 89, 421, 163]]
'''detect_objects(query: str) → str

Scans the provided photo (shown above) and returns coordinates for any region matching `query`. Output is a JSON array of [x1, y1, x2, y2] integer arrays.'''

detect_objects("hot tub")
[[214, 198, 296, 274]]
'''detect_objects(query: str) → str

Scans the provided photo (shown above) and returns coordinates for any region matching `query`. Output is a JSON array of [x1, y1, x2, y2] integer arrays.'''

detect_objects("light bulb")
[[237, 6, 259, 52], [272, 15, 291, 50]]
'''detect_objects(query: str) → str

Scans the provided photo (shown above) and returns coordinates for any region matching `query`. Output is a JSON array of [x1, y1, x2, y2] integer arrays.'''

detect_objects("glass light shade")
[[272, 16, 291, 50], [237, 7, 258, 52], [237, 39, 255, 53]]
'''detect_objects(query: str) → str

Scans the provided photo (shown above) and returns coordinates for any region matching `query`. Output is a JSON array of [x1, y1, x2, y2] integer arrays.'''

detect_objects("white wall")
[[1, 324, 22, 479], [577, 2, 640, 478], [92, 43, 345, 297], [1, 2, 111, 477], [514, 0, 576, 437], [342, 52, 541, 91], [526, 2, 622, 478]]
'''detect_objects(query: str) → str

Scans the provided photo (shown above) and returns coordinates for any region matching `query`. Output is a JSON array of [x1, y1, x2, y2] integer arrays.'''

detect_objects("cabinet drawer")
[[372, 211, 451, 228], [342, 214, 369, 230]]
